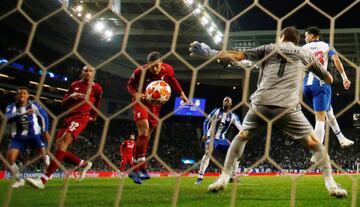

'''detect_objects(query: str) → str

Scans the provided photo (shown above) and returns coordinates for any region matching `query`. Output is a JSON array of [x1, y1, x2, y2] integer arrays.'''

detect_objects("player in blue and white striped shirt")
[[5, 87, 50, 188], [195, 97, 242, 184], [303, 26, 353, 154]]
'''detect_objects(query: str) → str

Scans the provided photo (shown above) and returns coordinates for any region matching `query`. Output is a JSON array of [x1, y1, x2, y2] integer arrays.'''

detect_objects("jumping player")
[[5, 87, 50, 188], [127, 51, 188, 184], [120, 133, 136, 172], [189, 26, 347, 197], [303, 26, 353, 155], [195, 97, 242, 184], [26, 65, 103, 189]]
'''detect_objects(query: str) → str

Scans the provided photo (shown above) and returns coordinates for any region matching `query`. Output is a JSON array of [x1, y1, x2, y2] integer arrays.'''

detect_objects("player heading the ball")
[[127, 51, 188, 184]]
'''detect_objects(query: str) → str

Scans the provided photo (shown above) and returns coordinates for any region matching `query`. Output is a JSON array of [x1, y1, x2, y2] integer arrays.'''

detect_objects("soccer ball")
[[145, 80, 171, 105]]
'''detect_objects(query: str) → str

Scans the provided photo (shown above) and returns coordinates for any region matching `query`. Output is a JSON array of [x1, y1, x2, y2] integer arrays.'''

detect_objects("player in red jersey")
[[26, 65, 103, 189], [120, 133, 136, 172], [127, 51, 188, 184]]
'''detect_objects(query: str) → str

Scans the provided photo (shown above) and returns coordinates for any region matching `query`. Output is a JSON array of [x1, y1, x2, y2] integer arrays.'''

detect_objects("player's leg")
[[220, 139, 239, 183], [313, 84, 332, 145], [208, 130, 250, 192], [326, 106, 354, 147], [6, 144, 24, 188], [302, 133, 347, 197], [196, 141, 211, 184]]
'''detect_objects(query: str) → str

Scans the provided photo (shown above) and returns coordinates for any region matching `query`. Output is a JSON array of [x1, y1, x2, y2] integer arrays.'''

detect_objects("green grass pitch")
[[0, 175, 358, 207]]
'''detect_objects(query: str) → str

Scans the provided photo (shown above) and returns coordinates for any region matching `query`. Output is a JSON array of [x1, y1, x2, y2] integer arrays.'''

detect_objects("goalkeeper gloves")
[[189, 41, 219, 58]]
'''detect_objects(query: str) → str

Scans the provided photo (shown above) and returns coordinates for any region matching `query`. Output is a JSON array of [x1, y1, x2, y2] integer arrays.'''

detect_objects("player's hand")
[[89, 117, 97, 122], [43, 132, 51, 143], [180, 91, 189, 104], [69, 92, 85, 100], [201, 135, 208, 142], [189, 41, 218, 58], [26, 108, 35, 115], [134, 92, 145, 101], [343, 79, 351, 90]]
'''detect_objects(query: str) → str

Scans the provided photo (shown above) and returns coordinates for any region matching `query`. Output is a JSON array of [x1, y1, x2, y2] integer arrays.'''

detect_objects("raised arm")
[[331, 54, 351, 90]]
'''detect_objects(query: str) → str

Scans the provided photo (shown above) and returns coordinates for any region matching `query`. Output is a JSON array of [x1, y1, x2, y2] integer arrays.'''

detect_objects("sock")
[[312, 142, 337, 190], [231, 160, 240, 178], [198, 174, 204, 179], [63, 151, 81, 166], [134, 135, 148, 171], [198, 154, 210, 176], [42, 150, 66, 184], [10, 163, 21, 180], [43, 155, 50, 167], [222, 134, 247, 179], [326, 108, 345, 142], [314, 120, 325, 144]]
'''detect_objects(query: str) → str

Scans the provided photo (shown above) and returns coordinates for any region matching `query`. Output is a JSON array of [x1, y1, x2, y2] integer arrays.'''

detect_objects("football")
[[145, 80, 171, 105]]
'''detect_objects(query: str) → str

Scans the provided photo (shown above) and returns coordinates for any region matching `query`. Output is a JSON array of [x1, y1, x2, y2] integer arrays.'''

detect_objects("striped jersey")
[[302, 40, 336, 85], [6, 101, 49, 138], [203, 107, 242, 139]]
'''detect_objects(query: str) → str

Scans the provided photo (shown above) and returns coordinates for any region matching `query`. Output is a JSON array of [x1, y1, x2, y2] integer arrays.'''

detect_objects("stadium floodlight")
[[48, 72, 55, 78], [194, 8, 201, 15], [200, 16, 209, 25], [94, 21, 105, 32], [76, 5, 83, 12], [207, 25, 215, 33], [85, 13, 91, 20], [184, 0, 194, 5], [104, 30, 113, 39], [213, 34, 222, 44], [77, 12, 82, 17]]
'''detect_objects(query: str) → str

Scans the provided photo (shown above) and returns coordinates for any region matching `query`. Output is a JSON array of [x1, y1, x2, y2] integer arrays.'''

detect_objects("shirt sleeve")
[[232, 113, 242, 131], [90, 84, 103, 119], [33, 102, 49, 133], [203, 108, 217, 136], [120, 142, 124, 155], [166, 65, 183, 94], [127, 69, 140, 96], [243, 44, 273, 61], [5, 104, 20, 122], [62, 83, 74, 106]]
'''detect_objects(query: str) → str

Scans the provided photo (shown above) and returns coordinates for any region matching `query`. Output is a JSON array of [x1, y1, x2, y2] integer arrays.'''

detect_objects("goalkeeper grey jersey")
[[244, 42, 329, 108]]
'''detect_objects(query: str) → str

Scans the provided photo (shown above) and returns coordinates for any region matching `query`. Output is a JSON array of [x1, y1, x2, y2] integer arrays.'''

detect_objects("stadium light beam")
[[76, 5, 83, 12], [94, 21, 105, 32]]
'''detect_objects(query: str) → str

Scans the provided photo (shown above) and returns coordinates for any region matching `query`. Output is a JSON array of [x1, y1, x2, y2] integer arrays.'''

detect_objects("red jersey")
[[62, 80, 103, 119], [120, 140, 136, 155], [127, 63, 183, 97]]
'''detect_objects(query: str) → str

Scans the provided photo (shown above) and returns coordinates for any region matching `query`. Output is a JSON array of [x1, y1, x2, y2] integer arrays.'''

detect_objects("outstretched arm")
[[331, 54, 351, 90], [189, 41, 247, 62]]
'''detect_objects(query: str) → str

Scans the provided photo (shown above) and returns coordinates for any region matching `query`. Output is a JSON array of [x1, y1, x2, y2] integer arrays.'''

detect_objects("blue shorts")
[[9, 135, 47, 151], [303, 84, 331, 112], [205, 138, 231, 152]]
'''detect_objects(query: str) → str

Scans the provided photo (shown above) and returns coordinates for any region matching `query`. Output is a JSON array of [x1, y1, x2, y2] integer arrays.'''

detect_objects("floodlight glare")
[[200, 16, 209, 25], [104, 30, 113, 39], [76, 5, 83, 12], [184, 0, 194, 5], [94, 21, 105, 32]]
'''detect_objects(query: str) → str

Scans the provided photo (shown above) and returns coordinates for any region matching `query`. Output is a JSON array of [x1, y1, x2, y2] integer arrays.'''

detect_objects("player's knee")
[[315, 111, 326, 121], [305, 133, 321, 150], [238, 130, 250, 141]]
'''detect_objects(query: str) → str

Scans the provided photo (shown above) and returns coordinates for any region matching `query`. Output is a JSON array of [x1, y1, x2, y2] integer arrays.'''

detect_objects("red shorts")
[[57, 113, 90, 140], [133, 102, 161, 128], [122, 155, 133, 165]]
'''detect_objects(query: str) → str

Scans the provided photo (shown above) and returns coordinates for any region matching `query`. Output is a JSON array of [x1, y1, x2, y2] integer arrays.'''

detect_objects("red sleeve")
[[62, 82, 75, 106], [90, 83, 103, 119], [120, 142, 124, 155], [127, 68, 141, 96], [166, 65, 183, 94]]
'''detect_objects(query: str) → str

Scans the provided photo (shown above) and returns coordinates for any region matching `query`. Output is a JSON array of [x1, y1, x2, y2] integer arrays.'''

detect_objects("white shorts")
[[242, 104, 313, 140]]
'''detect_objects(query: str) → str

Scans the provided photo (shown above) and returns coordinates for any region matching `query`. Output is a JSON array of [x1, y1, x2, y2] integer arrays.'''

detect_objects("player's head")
[[129, 133, 135, 140], [280, 26, 300, 45], [222, 96, 232, 110], [15, 86, 30, 104], [305, 26, 321, 43], [81, 65, 95, 81], [147, 51, 163, 74]]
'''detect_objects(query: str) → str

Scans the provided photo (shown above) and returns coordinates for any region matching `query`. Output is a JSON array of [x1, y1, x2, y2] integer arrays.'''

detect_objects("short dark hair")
[[305, 26, 321, 37], [280, 26, 300, 45], [17, 86, 29, 92], [147, 51, 162, 63]]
